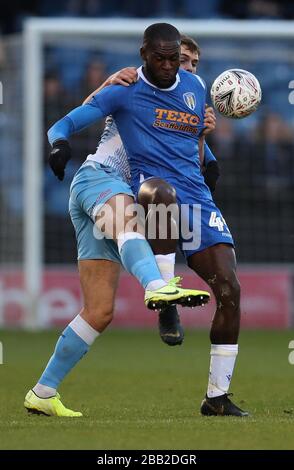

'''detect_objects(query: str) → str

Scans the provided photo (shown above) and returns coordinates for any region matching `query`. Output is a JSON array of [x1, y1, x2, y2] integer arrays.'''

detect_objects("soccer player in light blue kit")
[[25, 23, 247, 418]]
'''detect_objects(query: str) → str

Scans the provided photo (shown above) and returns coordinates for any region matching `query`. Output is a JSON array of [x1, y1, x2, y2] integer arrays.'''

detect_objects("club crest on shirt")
[[183, 92, 196, 111]]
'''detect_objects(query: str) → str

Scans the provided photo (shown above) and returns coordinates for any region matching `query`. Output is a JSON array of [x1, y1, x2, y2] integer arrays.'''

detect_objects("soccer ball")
[[210, 69, 262, 119]]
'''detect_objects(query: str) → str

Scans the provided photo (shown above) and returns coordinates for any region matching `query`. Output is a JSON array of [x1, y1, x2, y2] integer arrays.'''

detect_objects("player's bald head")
[[143, 23, 181, 49]]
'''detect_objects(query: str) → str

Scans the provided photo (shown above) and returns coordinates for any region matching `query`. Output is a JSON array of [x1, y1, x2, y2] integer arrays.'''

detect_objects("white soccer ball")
[[210, 69, 262, 119]]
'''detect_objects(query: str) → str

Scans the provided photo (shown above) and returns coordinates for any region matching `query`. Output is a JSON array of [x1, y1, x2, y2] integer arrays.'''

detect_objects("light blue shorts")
[[69, 161, 134, 261]]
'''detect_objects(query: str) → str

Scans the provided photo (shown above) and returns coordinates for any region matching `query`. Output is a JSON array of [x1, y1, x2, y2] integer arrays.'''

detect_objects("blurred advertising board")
[[0, 267, 292, 329]]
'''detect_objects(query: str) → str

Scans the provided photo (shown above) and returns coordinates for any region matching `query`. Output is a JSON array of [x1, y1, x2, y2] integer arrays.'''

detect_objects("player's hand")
[[203, 160, 220, 193], [49, 140, 71, 181], [109, 67, 138, 86], [202, 105, 216, 136]]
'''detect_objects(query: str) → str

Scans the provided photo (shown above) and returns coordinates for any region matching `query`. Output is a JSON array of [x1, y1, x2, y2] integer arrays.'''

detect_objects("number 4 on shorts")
[[209, 211, 225, 231]]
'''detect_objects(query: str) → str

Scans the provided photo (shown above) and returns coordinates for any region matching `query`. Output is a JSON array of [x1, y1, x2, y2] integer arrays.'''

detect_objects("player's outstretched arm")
[[82, 67, 137, 104], [48, 101, 105, 180], [48, 82, 128, 180]]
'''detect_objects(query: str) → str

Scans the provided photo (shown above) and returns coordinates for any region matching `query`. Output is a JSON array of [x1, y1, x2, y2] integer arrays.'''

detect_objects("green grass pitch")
[[0, 328, 293, 450]]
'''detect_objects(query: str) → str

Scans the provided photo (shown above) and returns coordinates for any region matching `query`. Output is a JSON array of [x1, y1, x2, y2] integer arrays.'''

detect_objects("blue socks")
[[118, 233, 163, 288], [38, 326, 89, 389]]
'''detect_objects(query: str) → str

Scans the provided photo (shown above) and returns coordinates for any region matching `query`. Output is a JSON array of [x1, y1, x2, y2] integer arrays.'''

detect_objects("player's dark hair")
[[143, 23, 181, 47], [180, 34, 201, 57]]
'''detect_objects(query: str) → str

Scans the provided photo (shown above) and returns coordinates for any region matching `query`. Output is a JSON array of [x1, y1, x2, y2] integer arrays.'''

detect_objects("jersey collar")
[[137, 66, 180, 91]]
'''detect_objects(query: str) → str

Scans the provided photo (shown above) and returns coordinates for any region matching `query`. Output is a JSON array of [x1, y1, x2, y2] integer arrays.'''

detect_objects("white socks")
[[69, 314, 100, 346], [146, 252, 176, 290], [33, 383, 56, 399], [207, 344, 238, 398], [145, 279, 166, 291], [155, 253, 176, 282]]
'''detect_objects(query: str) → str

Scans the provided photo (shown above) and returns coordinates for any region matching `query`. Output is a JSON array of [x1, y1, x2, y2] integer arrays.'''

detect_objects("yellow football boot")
[[145, 276, 210, 310], [24, 390, 82, 417]]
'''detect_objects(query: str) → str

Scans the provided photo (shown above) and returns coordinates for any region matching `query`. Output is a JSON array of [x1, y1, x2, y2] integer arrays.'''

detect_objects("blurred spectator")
[[46, 45, 92, 92], [207, 117, 236, 160], [79, 59, 107, 97], [73, 58, 107, 158], [220, 0, 294, 19], [44, 71, 74, 160], [121, 0, 160, 17], [178, 0, 221, 18], [252, 112, 294, 190], [40, 0, 123, 18], [44, 72, 71, 130], [62, 0, 102, 17], [247, 0, 282, 19]]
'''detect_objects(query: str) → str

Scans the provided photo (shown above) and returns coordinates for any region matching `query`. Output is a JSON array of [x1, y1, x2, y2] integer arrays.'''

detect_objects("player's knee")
[[151, 181, 177, 205], [138, 178, 176, 207], [215, 274, 241, 309], [84, 305, 114, 332]]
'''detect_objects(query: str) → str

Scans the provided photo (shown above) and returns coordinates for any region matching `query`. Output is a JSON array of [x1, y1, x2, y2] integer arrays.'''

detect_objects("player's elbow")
[[48, 119, 63, 145], [47, 125, 57, 146], [47, 116, 72, 146]]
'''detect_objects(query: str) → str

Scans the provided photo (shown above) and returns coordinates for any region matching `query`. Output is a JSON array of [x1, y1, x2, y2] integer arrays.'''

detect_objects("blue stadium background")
[[0, 0, 293, 266]]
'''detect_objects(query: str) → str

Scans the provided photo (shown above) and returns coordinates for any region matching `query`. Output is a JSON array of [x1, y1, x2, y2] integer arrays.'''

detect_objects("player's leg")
[[26, 189, 165, 414], [94, 191, 209, 310], [65, 162, 206, 311], [79, 259, 120, 331], [24, 259, 120, 417], [187, 243, 248, 416], [138, 178, 184, 346], [94, 192, 166, 294], [138, 177, 178, 255], [188, 244, 240, 344]]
